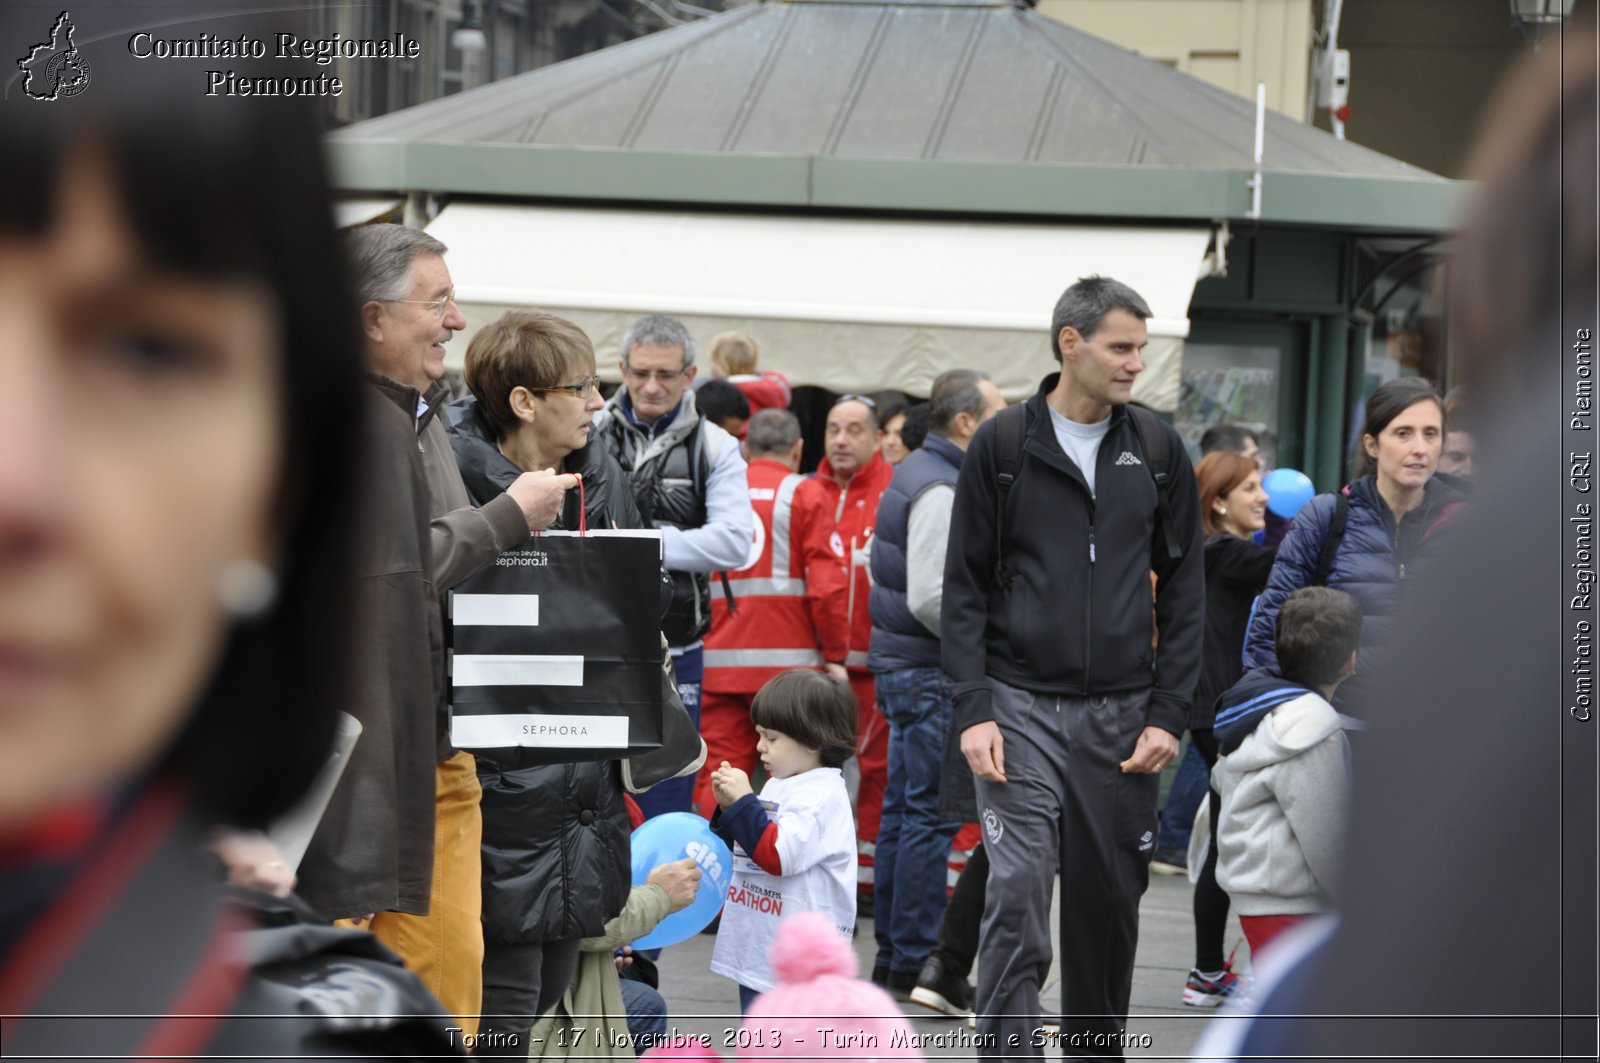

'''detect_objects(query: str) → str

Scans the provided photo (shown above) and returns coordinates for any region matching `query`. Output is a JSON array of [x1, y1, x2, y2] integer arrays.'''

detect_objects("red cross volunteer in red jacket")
[[698, 410, 842, 817]]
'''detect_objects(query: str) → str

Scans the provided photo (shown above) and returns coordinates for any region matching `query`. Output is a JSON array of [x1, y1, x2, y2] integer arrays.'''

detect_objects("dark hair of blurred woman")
[[0, 7, 370, 1053], [0, 74, 361, 835]]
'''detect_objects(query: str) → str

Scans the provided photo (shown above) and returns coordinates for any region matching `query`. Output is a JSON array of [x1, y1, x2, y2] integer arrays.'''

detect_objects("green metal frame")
[[328, 141, 1470, 233]]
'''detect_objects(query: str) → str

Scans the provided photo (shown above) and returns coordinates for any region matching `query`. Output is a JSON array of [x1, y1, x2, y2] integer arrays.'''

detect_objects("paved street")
[[651, 873, 1249, 1059]]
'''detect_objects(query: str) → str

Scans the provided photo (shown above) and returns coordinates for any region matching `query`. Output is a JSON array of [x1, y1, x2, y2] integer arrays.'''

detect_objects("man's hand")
[[1119, 725, 1180, 774], [711, 760, 754, 808], [506, 469, 581, 532], [646, 857, 703, 913], [961, 721, 1007, 783], [824, 662, 849, 683], [209, 828, 296, 897]]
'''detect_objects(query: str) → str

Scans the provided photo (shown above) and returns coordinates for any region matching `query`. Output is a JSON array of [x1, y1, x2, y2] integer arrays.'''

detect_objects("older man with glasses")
[[298, 224, 577, 1041], [592, 315, 755, 817]]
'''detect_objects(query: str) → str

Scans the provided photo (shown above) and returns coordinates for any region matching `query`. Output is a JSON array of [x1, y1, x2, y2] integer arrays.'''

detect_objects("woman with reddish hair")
[[1176, 451, 1276, 1008]]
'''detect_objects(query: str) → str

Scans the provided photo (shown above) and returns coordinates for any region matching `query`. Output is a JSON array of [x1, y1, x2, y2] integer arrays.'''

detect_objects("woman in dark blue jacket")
[[1244, 377, 1466, 711]]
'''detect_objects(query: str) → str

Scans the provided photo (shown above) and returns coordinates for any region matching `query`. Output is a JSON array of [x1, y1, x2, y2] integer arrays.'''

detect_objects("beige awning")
[[334, 197, 403, 229], [426, 203, 1213, 410]]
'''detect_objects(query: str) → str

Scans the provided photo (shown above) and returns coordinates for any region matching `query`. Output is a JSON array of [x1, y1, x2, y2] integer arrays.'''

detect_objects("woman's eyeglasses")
[[528, 374, 602, 398]]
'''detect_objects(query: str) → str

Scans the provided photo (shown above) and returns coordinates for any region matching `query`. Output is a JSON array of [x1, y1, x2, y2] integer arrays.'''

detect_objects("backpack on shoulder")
[[991, 402, 1186, 574]]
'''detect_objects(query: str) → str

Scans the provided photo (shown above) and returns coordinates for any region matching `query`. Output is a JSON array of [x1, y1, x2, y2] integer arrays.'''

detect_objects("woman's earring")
[[217, 559, 278, 619]]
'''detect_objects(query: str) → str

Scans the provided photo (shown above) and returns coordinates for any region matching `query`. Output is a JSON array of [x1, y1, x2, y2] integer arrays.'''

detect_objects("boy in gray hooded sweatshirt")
[[1211, 586, 1362, 959]]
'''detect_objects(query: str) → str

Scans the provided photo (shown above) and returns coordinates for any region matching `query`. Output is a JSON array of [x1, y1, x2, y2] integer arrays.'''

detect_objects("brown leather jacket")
[[296, 375, 526, 921]]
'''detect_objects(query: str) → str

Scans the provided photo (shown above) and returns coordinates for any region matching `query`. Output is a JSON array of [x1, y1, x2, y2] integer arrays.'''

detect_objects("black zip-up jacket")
[[941, 375, 1205, 739]]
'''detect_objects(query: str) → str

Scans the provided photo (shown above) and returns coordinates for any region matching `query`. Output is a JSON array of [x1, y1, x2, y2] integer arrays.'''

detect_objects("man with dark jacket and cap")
[[942, 275, 1204, 1059]]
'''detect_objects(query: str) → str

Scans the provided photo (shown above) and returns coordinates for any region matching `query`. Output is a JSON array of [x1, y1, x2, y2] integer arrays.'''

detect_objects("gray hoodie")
[[1211, 693, 1354, 916]]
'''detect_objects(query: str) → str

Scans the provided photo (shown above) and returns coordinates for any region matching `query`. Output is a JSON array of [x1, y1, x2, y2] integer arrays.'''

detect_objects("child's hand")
[[711, 760, 753, 808]]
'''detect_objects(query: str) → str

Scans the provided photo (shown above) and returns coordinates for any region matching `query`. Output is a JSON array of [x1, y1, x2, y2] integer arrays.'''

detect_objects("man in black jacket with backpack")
[[942, 276, 1204, 1059]]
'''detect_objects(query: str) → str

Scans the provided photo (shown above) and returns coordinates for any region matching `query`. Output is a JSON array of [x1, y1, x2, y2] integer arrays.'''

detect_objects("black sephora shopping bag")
[[448, 529, 664, 763]]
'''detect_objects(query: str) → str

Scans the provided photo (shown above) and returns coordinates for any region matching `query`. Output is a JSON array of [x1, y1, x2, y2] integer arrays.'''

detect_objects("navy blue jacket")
[[1244, 474, 1465, 710], [868, 433, 965, 672]]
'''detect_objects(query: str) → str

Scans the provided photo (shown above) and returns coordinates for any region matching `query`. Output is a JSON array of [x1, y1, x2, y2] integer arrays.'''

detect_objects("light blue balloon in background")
[[629, 812, 733, 949], [1263, 468, 1316, 518]]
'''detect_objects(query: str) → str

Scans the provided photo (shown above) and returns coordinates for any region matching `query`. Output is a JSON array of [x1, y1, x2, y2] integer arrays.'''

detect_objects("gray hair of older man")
[[928, 368, 993, 436], [745, 409, 803, 458], [1049, 275, 1151, 362], [343, 223, 448, 305], [620, 314, 698, 367]]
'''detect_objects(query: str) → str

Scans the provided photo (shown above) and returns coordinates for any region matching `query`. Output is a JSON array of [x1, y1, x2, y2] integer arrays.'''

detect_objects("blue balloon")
[[1263, 468, 1315, 518], [628, 813, 733, 949]]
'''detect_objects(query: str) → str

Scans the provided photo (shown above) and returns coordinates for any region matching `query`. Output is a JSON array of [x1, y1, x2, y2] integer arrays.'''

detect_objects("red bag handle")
[[529, 472, 584, 538]]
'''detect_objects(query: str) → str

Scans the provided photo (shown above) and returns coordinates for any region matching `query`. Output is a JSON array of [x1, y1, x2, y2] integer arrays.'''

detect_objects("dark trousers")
[[475, 937, 583, 1056], [973, 680, 1159, 1062], [930, 841, 988, 976], [1188, 728, 1231, 973]]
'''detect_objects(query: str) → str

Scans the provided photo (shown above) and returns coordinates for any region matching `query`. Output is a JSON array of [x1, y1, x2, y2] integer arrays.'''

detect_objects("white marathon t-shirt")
[[708, 767, 857, 992], [1047, 404, 1111, 498]]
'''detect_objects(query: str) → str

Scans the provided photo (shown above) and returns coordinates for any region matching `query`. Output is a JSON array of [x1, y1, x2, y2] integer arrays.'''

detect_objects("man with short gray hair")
[[593, 314, 754, 816], [867, 369, 1005, 1008]]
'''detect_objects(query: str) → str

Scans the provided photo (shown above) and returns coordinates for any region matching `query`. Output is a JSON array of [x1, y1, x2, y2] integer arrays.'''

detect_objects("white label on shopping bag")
[[452, 654, 583, 687], [451, 713, 629, 749], [453, 594, 540, 626]]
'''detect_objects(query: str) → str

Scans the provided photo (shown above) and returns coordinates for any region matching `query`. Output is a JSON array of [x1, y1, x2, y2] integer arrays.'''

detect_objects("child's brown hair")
[[750, 670, 859, 768]]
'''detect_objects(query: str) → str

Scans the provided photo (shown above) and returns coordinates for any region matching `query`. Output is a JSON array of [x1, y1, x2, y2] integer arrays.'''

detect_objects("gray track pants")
[[972, 679, 1160, 1061]]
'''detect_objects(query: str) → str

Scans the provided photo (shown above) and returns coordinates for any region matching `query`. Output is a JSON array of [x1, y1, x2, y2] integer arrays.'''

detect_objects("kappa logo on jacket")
[[1114, 451, 1143, 466]]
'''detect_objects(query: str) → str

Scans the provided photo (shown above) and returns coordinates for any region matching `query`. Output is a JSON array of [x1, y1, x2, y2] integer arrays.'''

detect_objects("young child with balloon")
[[704, 669, 861, 1012]]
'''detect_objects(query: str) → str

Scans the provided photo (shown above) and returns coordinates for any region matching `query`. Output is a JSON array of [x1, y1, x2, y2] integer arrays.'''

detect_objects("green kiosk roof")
[[330, 0, 1465, 232]]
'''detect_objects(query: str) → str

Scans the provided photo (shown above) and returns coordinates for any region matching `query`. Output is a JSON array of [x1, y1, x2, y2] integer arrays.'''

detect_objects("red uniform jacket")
[[794, 453, 893, 672], [703, 459, 839, 694]]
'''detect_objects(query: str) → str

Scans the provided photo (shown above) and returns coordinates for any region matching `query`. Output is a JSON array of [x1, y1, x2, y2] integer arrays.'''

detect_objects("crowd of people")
[[1, 6, 1587, 1061], [299, 238, 1482, 1059]]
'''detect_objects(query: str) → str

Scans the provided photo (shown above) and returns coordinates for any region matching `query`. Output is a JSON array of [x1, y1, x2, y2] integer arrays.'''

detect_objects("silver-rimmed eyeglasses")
[[379, 289, 458, 319]]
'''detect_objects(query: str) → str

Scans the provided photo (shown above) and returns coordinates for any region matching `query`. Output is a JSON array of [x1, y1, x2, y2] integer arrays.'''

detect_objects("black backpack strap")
[[992, 404, 1027, 580], [1313, 489, 1349, 586], [1127, 405, 1184, 564]]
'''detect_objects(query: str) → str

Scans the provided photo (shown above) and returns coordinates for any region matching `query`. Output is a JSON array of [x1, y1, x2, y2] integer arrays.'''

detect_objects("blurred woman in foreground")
[[1196, 27, 1595, 1061], [0, 16, 401, 1055]]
